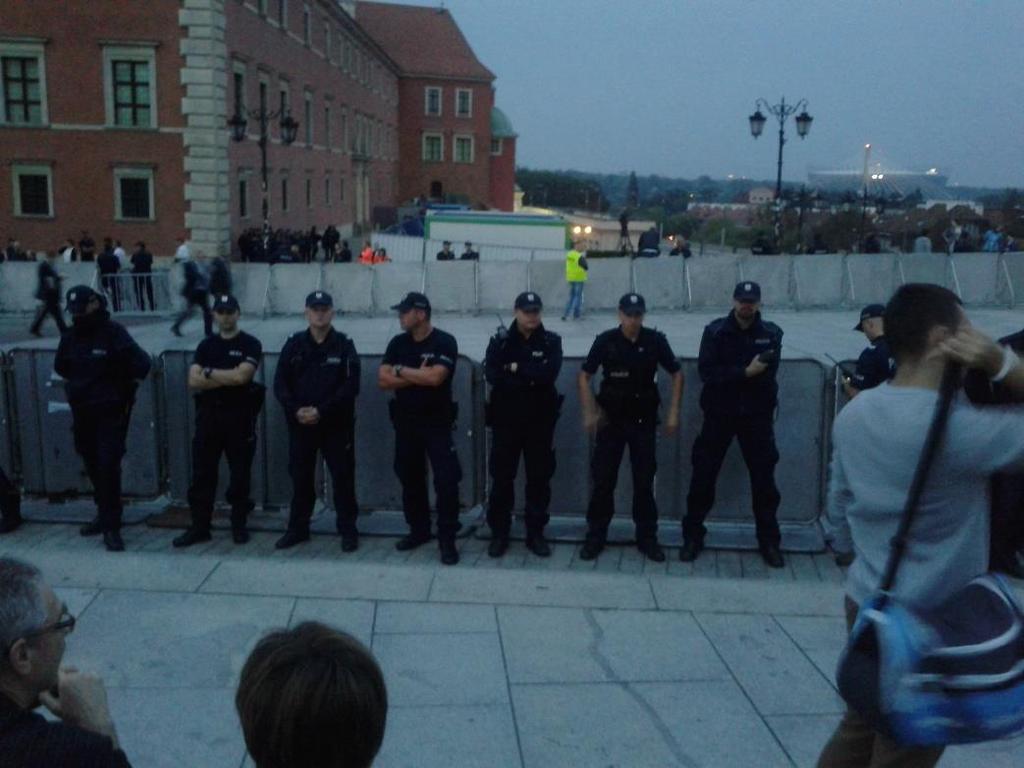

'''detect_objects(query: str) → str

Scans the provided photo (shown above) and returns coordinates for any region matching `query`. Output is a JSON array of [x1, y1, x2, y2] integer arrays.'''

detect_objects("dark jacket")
[[484, 322, 562, 421], [96, 252, 120, 278], [180, 260, 207, 298], [207, 256, 232, 296], [0, 693, 131, 768], [130, 250, 153, 274], [53, 310, 152, 409], [274, 328, 361, 425], [851, 336, 894, 391], [697, 311, 783, 417], [582, 326, 681, 422], [35, 261, 61, 300]]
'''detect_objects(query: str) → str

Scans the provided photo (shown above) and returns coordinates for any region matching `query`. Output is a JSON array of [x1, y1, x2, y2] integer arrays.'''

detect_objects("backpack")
[[836, 362, 1024, 746]]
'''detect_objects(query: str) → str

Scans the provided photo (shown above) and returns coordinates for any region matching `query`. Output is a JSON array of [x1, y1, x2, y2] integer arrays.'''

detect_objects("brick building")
[[0, 0, 515, 258]]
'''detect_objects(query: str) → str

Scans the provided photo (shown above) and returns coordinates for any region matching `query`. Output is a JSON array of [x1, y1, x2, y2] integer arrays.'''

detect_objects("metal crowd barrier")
[[98, 272, 175, 314]]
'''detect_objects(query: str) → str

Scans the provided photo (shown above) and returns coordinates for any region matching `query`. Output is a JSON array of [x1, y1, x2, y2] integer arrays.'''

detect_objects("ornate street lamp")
[[228, 105, 299, 259], [748, 97, 813, 252]]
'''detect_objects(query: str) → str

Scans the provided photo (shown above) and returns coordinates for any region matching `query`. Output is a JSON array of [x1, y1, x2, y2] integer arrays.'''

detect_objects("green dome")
[[490, 107, 517, 139]]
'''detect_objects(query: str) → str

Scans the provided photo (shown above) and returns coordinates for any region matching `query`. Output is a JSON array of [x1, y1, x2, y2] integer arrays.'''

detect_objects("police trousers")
[[30, 295, 66, 335], [815, 598, 944, 768], [586, 417, 658, 542], [172, 292, 212, 336], [684, 412, 781, 547], [71, 403, 130, 532], [393, 420, 462, 541], [187, 405, 257, 530], [487, 417, 557, 538], [287, 420, 358, 536]]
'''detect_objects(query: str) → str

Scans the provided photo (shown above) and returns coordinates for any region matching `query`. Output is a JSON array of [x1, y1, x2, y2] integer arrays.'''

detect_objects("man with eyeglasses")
[[0, 557, 131, 766]]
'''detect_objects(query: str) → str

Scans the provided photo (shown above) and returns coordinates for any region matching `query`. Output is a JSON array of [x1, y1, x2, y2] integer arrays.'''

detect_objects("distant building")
[[808, 166, 949, 197], [748, 187, 775, 205]]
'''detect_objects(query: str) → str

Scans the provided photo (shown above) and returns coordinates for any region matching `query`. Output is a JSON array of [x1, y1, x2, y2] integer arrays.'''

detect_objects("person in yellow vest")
[[561, 242, 588, 321]]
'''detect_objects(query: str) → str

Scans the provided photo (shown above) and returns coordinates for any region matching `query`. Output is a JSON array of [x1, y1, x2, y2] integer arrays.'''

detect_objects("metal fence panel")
[[10, 348, 160, 497], [99, 272, 174, 314]]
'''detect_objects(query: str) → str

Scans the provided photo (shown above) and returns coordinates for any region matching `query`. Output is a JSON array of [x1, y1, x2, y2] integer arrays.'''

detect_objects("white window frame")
[[102, 45, 158, 129], [422, 132, 443, 162], [11, 163, 53, 218], [455, 88, 472, 118], [0, 41, 49, 126], [113, 166, 155, 222], [453, 134, 474, 164], [424, 86, 441, 117], [491, 137, 503, 156]]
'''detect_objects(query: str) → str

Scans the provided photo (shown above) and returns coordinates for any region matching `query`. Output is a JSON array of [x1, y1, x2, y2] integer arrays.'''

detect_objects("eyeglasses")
[[24, 607, 76, 642]]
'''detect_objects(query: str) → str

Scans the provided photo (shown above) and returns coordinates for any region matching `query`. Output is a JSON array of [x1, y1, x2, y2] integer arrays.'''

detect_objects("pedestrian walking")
[[29, 251, 66, 337], [54, 286, 151, 552], [273, 291, 362, 551], [484, 291, 563, 558], [577, 293, 683, 562], [173, 294, 264, 548], [171, 251, 212, 337], [378, 292, 462, 565]]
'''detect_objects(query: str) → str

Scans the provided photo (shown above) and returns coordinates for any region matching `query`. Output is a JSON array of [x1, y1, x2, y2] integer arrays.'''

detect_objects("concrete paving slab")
[[584, 258, 633, 310], [844, 254, 898, 306], [952, 252, 1002, 305], [650, 576, 844, 616], [27, 550, 220, 592], [695, 612, 845, 716], [371, 632, 508, 706], [65, 590, 293, 688], [636, 680, 795, 767], [55, 586, 99, 617], [374, 600, 496, 634], [108, 687, 245, 768], [231, 263, 270, 315], [288, 597, 375, 646], [498, 606, 727, 684], [429, 566, 657, 609], [528, 260, 569, 314], [377, 704, 521, 768], [764, 713, 840, 768], [774, 614, 848, 683], [942, 738, 1024, 767], [200, 558, 434, 602], [899, 253, 951, 287]]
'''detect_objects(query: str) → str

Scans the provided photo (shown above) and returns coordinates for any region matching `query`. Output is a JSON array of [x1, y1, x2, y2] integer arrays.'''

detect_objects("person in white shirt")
[[112, 240, 128, 270], [174, 236, 191, 263]]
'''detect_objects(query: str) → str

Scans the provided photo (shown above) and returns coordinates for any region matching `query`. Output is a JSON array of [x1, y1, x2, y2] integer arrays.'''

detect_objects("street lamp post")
[[748, 96, 813, 252], [228, 106, 299, 260]]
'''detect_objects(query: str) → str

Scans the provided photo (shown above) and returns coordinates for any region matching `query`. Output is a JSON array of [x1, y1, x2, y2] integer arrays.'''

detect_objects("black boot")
[[488, 535, 509, 558], [637, 539, 666, 562], [579, 536, 605, 561], [0, 493, 22, 534], [173, 527, 212, 548], [80, 518, 103, 537], [341, 532, 359, 552], [439, 538, 460, 565], [275, 530, 310, 550], [525, 532, 551, 558], [103, 530, 125, 552], [679, 540, 703, 562], [395, 531, 431, 551]]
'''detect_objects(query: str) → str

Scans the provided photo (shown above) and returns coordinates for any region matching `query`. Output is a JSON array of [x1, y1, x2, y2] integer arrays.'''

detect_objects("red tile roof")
[[356, 2, 495, 81]]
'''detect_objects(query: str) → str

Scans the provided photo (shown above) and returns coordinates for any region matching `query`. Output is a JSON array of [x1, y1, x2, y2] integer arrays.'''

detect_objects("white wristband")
[[991, 345, 1019, 383]]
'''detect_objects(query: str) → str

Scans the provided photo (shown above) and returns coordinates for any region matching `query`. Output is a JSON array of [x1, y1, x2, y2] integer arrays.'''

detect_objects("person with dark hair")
[[54, 286, 151, 552], [130, 242, 154, 311], [578, 293, 683, 562], [236, 621, 387, 768], [96, 244, 122, 313], [171, 251, 212, 337], [379, 292, 462, 565], [818, 283, 1024, 767], [338, 240, 353, 263], [207, 254, 232, 297], [842, 304, 894, 400], [274, 291, 362, 552], [78, 231, 95, 263], [29, 251, 66, 337], [0, 557, 132, 767], [436, 240, 455, 261], [460, 241, 479, 261], [322, 224, 340, 261], [484, 291, 563, 558], [636, 226, 660, 258]]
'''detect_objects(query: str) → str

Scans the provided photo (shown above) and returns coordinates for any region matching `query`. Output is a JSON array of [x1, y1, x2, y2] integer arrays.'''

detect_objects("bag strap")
[[878, 362, 961, 596]]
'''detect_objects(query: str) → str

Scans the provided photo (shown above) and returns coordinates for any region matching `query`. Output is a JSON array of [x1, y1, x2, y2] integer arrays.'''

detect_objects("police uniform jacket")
[[193, 330, 263, 412], [697, 311, 782, 417], [851, 336, 894, 391], [54, 310, 152, 409], [484, 322, 562, 421], [383, 328, 458, 425], [274, 327, 360, 426], [436, 250, 455, 261], [583, 326, 680, 422]]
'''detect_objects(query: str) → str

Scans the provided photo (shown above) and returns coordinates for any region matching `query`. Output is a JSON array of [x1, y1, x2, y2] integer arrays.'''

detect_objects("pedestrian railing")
[[97, 272, 174, 314]]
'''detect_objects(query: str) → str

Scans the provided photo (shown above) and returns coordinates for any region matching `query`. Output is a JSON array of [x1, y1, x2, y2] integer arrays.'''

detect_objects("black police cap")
[[854, 303, 886, 331], [515, 291, 543, 311], [734, 281, 761, 301], [305, 291, 333, 308], [65, 285, 98, 314], [390, 291, 431, 312], [212, 294, 240, 313], [619, 292, 646, 315]]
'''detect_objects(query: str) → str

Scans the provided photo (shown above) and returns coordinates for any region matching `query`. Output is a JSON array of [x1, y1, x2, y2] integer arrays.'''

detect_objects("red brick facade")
[[489, 135, 517, 212]]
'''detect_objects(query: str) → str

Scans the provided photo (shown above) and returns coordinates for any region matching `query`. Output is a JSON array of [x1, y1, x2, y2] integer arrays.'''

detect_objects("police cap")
[[65, 285, 98, 314], [618, 292, 646, 316], [390, 291, 431, 313], [212, 294, 240, 313], [514, 291, 543, 311], [733, 281, 761, 302], [305, 290, 333, 309], [854, 303, 886, 331]]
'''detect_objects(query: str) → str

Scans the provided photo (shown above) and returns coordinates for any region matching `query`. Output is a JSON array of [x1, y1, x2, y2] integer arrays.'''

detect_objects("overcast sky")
[[394, 0, 1023, 188]]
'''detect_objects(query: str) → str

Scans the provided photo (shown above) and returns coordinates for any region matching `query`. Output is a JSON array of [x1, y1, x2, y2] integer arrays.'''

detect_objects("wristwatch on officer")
[[203, 367, 213, 379], [393, 364, 404, 378]]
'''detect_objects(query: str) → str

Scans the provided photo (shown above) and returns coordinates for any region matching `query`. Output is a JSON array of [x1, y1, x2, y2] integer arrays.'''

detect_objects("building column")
[[178, 0, 230, 257]]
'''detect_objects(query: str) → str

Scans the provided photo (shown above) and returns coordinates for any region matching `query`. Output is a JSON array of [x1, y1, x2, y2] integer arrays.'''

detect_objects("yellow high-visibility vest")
[[565, 249, 587, 282]]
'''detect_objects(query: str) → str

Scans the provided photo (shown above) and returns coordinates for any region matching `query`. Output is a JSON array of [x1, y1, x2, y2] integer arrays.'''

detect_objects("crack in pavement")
[[583, 609, 699, 768]]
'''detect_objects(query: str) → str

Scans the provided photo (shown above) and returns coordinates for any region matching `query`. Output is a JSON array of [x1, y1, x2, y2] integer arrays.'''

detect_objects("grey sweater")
[[829, 382, 1024, 611]]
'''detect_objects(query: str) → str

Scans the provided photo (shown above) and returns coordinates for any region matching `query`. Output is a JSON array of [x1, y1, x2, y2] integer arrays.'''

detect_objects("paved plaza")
[[3, 519, 1023, 768]]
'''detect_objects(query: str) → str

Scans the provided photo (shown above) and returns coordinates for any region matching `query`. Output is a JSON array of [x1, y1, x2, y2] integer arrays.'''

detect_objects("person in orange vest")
[[359, 241, 374, 264]]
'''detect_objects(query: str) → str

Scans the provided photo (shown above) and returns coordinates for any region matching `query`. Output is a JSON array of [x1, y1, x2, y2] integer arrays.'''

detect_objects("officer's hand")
[[745, 355, 768, 377], [295, 407, 314, 424], [508, 362, 518, 373], [842, 379, 857, 399], [583, 408, 603, 433], [307, 407, 321, 424], [664, 413, 679, 435]]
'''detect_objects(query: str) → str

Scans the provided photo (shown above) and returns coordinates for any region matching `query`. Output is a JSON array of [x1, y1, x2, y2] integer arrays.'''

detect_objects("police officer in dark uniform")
[[173, 294, 264, 548], [964, 327, 1024, 578], [54, 286, 151, 552], [460, 242, 480, 261], [484, 291, 563, 558], [29, 250, 66, 337], [578, 293, 683, 562], [378, 292, 462, 565], [682, 281, 785, 567], [436, 241, 455, 261], [274, 291, 362, 551], [843, 303, 894, 399]]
